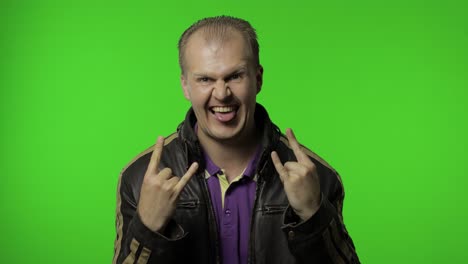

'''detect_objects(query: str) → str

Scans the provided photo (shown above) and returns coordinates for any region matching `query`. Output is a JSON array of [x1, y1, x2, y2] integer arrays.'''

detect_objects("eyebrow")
[[192, 65, 248, 78]]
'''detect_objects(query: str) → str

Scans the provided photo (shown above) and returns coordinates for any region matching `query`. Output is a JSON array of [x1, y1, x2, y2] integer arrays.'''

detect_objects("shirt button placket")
[[223, 196, 233, 238]]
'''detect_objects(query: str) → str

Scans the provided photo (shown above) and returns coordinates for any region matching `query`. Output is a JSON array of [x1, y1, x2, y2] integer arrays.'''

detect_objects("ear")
[[180, 74, 191, 100], [255, 65, 264, 94]]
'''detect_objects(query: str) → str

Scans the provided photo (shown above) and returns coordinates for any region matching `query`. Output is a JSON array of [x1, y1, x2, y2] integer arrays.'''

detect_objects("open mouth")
[[209, 105, 239, 122], [210, 106, 237, 114]]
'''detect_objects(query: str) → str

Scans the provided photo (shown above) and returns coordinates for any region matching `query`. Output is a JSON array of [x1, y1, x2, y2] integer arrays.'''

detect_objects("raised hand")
[[271, 128, 321, 221], [137, 136, 199, 232]]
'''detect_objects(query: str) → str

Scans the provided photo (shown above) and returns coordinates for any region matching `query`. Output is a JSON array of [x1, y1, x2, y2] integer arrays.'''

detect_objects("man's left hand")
[[271, 128, 321, 221]]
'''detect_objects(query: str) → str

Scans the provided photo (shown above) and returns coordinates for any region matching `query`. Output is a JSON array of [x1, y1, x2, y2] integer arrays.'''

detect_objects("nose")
[[212, 80, 232, 100]]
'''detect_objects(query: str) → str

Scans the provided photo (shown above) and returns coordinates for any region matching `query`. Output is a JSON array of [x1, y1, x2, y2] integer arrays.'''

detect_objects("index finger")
[[286, 128, 308, 163], [147, 136, 165, 173]]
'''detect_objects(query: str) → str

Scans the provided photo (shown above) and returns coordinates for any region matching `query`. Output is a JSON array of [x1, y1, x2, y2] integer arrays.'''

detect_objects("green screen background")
[[2, 0, 467, 263]]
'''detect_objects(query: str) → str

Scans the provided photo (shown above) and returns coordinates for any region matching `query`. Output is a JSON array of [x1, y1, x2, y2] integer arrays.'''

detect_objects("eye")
[[227, 72, 243, 82], [230, 74, 240, 80], [197, 77, 210, 83]]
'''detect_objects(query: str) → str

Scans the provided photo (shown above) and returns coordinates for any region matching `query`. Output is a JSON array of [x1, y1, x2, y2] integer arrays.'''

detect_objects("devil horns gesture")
[[137, 136, 199, 232], [271, 128, 322, 221]]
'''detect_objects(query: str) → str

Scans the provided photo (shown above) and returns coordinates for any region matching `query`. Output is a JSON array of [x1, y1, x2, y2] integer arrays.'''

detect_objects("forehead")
[[183, 29, 254, 74]]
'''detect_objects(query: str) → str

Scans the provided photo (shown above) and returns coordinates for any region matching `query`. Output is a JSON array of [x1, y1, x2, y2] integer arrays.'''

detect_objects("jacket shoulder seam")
[[279, 135, 337, 175], [121, 132, 180, 173]]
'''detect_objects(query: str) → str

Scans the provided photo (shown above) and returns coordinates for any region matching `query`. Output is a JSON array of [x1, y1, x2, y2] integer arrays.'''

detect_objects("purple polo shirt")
[[204, 149, 260, 264]]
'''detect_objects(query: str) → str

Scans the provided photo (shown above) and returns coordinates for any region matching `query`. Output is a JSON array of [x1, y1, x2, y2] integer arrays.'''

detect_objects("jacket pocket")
[[176, 200, 199, 209], [263, 204, 288, 215]]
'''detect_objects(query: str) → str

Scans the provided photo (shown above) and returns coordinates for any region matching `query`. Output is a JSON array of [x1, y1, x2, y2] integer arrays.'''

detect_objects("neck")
[[198, 127, 260, 178]]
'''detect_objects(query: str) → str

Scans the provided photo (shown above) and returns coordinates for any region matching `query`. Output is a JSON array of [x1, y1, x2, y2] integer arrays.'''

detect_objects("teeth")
[[212, 106, 236, 113]]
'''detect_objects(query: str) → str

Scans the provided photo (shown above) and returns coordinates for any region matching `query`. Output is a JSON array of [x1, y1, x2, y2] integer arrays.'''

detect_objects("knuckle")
[[170, 177, 180, 185], [159, 168, 172, 177], [284, 162, 293, 170], [300, 167, 309, 175], [288, 175, 301, 184], [306, 161, 316, 170], [152, 179, 163, 189], [306, 166, 316, 175], [162, 184, 173, 192]]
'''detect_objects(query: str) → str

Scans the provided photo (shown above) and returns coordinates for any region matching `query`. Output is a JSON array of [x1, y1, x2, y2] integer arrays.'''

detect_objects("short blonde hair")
[[178, 16, 260, 74]]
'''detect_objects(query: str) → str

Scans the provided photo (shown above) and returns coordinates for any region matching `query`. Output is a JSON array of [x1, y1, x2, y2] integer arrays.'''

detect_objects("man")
[[113, 16, 359, 264]]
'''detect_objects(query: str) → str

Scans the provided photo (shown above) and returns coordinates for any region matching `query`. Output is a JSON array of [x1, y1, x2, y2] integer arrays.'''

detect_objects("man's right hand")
[[137, 136, 199, 233]]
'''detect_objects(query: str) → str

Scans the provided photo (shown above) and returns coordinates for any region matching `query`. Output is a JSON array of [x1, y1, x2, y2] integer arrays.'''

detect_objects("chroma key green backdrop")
[[1, 0, 467, 263]]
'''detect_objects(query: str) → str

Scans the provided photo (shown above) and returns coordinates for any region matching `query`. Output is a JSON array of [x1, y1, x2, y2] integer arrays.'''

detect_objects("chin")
[[209, 127, 242, 142]]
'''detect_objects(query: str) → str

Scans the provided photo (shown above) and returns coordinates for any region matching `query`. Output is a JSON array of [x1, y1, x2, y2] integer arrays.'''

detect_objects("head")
[[178, 16, 263, 145]]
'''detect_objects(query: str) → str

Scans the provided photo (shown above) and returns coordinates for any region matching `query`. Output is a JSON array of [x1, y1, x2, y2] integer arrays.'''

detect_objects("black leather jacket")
[[113, 104, 360, 264]]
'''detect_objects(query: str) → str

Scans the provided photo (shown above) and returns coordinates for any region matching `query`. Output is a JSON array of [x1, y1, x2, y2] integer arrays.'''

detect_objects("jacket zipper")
[[247, 150, 270, 264], [248, 178, 264, 264]]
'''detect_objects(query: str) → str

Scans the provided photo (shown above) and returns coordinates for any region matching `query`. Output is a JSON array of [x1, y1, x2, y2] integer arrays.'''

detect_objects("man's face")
[[181, 30, 263, 144]]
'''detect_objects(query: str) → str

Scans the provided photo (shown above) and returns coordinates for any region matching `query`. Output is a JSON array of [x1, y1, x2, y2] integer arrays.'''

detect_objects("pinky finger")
[[271, 151, 288, 182], [174, 162, 199, 195]]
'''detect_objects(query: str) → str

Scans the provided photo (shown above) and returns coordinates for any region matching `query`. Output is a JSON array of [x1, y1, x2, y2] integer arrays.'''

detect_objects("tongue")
[[214, 111, 236, 122]]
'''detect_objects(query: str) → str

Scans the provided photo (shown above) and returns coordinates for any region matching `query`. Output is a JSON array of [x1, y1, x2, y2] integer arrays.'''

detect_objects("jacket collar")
[[177, 103, 280, 178]]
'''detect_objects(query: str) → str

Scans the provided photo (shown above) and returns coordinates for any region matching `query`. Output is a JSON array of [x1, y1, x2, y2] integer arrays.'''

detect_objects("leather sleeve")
[[281, 171, 360, 264], [112, 169, 187, 264]]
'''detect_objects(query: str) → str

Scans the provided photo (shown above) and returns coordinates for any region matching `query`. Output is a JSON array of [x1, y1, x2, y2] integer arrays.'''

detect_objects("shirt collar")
[[203, 147, 261, 179], [195, 123, 261, 179], [204, 151, 221, 176]]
